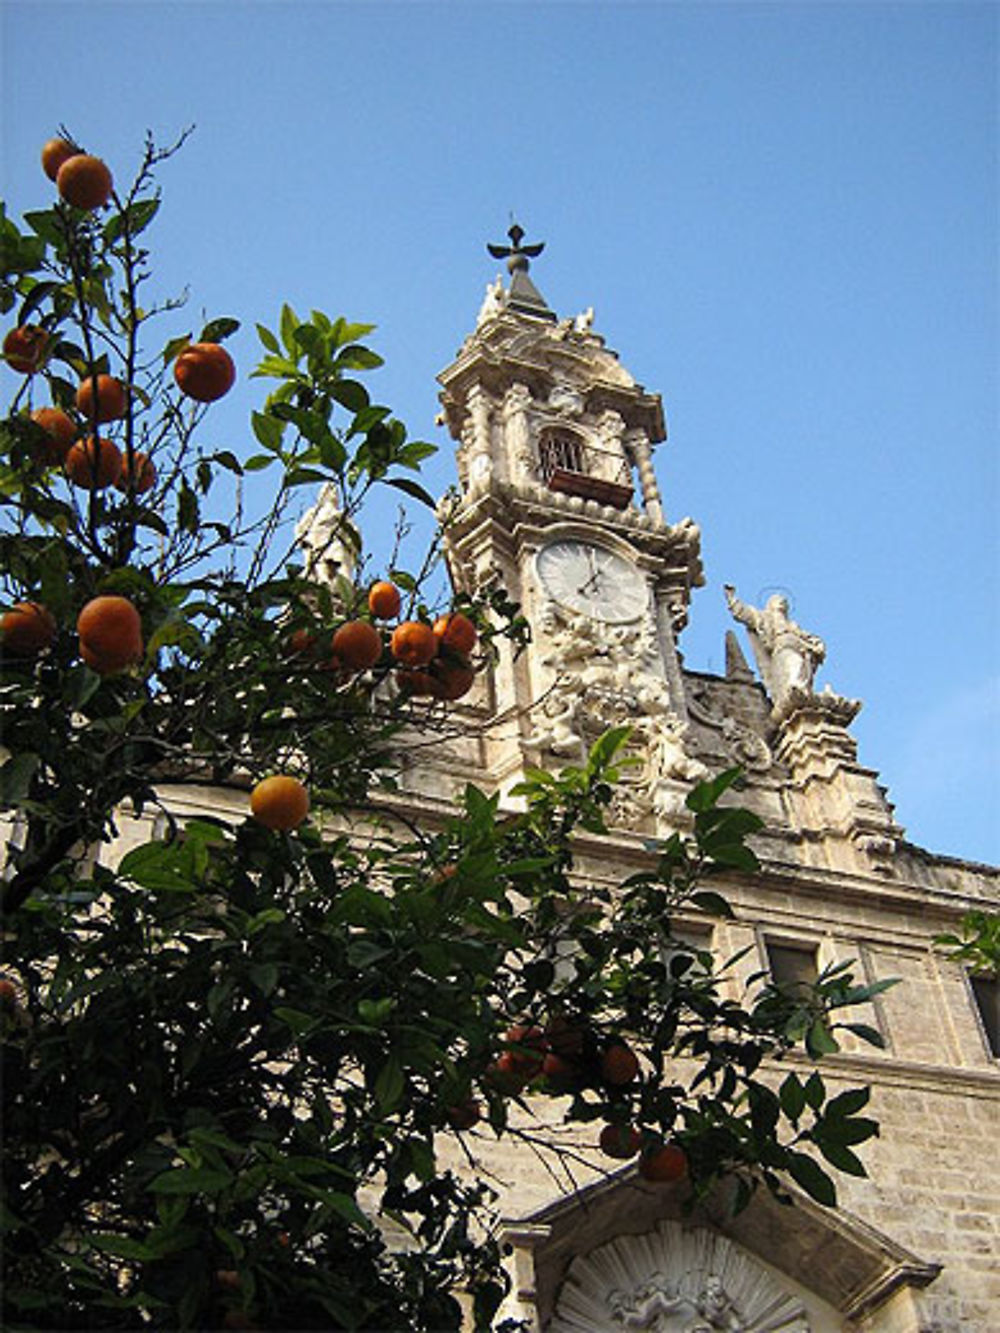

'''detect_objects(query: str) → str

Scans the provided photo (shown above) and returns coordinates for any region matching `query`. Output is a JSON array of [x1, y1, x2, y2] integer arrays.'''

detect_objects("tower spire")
[[486, 222, 555, 321]]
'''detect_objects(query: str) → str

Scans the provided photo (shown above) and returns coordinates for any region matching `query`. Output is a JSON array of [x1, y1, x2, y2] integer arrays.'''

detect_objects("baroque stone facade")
[[412, 238, 998, 1331]]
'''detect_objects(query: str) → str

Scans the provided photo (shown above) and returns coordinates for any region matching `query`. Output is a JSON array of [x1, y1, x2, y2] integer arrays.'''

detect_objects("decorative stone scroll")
[[549, 1219, 810, 1332]]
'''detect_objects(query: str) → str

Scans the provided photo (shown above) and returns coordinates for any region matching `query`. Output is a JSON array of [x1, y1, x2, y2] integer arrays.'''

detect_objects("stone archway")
[[500, 1167, 940, 1333]]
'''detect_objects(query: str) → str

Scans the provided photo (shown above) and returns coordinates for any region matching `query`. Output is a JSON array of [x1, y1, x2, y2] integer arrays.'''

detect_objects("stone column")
[[465, 384, 493, 494], [503, 382, 534, 484], [628, 428, 664, 524]]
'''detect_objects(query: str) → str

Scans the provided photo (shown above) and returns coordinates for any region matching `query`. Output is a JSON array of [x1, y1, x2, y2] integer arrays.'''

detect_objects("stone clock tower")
[[437, 226, 710, 824]]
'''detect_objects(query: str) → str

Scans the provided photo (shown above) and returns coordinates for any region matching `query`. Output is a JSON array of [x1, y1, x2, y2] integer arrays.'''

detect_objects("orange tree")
[[1, 134, 893, 1331]]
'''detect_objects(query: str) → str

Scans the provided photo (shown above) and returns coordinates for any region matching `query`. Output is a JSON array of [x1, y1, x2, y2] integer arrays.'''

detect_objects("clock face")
[[535, 540, 647, 624]]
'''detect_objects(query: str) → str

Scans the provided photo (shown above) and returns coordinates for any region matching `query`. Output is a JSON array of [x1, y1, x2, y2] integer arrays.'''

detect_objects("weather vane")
[[487, 222, 545, 273]]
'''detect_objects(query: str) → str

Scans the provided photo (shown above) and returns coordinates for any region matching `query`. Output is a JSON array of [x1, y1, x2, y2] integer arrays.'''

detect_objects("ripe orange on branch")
[[3, 326, 48, 374], [2, 602, 56, 657], [115, 451, 156, 494], [173, 342, 235, 403], [56, 154, 113, 210], [390, 620, 437, 668], [600, 1041, 640, 1086], [331, 620, 382, 671], [41, 137, 80, 182], [250, 775, 310, 831], [433, 611, 477, 655], [77, 595, 143, 674], [638, 1142, 688, 1184], [368, 580, 401, 620], [76, 373, 127, 424], [65, 436, 122, 490], [599, 1124, 643, 1160], [31, 408, 77, 463]]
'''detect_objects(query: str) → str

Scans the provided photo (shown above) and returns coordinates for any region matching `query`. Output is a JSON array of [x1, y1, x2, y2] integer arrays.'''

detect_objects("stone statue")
[[295, 482, 357, 588], [476, 275, 505, 326], [724, 585, 825, 708]]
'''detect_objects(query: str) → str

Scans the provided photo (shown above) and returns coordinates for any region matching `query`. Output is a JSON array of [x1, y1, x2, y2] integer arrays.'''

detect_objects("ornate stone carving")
[[686, 684, 773, 773], [548, 384, 585, 416], [724, 587, 825, 712], [549, 1219, 810, 1332], [525, 602, 706, 829]]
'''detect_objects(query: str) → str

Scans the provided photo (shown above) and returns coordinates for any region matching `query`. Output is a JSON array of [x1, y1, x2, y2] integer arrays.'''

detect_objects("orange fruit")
[[285, 627, 319, 657], [65, 436, 122, 490], [445, 1098, 481, 1131], [433, 612, 477, 655], [544, 1015, 587, 1059], [3, 326, 48, 374], [76, 373, 126, 424], [432, 656, 476, 701], [41, 137, 80, 182], [2, 602, 56, 656], [250, 775, 310, 831], [390, 620, 437, 668], [600, 1042, 640, 1086], [638, 1142, 688, 1184], [541, 1052, 581, 1093], [0, 977, 18, 1008], [115, 450, 156, 494], [77, 595, 143, 674], [502, 1024, 546, 1079], [396, 668, 439, 698], [331, 620, 382, 671], [368, 580, 401, 620], [173, 342, 236, 403], [599, 1124, 643, 1160], [56, 154, 113, 210], [30, 408, 77, 463], [485, 1051, 529, 1096]]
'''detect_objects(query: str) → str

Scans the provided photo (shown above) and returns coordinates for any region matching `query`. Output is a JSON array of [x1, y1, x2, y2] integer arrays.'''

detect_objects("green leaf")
[[252, 410, 284, 451], [814, 1138, 867, 1176], [689, 890, 735, 919], [199, 317, 239, 343], [685, 767, 744, 813], [803, 1071, 825, 1109], [787, 1151, 837, 1205], [825, 1086, 870, 1119], [148, 1167, 232, 1195], [374, 1055, 405, 1112], [779, 1073, 807, 1123], [0, 752, 41, 805], [335, 344, 384, 371], [383, 476, 437, 509], [806, 1018, 840, 1058], [280, 303, 301, 358], [90, 1233, 154, 1260], [256, 322, 280, 353], [330, 379, 370, 413], [839, 1022, 886, 1048]]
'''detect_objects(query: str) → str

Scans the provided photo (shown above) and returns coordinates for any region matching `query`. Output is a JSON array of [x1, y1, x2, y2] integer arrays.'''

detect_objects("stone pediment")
[[502, 1167, 940, 1331]]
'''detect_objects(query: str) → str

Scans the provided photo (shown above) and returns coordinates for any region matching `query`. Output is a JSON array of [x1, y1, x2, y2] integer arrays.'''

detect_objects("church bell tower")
[[438, 227, 706, 819]]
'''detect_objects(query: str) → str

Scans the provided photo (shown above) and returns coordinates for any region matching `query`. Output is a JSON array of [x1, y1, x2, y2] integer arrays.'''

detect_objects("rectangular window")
[[765, 939, 819, 995], [970, 975, 1000, 1057]]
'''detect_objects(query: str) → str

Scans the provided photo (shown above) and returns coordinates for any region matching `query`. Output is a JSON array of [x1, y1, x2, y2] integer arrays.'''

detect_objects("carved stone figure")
[[295, 482, 356, 587], [724, 586, 825, 709], [549, 1218, 809, 1333], [476, 275, 505, 326]]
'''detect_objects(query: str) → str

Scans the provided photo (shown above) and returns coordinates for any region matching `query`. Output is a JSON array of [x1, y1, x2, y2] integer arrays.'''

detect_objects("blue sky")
[[2, 1, 997, 863]]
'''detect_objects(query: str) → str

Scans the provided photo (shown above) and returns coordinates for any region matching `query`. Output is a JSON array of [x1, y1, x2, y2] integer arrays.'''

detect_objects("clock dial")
[[536, 540, 647, 623]]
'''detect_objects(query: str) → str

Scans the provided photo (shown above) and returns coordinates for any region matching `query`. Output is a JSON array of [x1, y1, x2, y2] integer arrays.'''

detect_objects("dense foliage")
[[2, 133, 893, 1331]]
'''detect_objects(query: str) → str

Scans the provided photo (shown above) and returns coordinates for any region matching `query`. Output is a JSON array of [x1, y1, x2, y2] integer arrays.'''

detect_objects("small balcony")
[[538, 431, 634, 510]]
